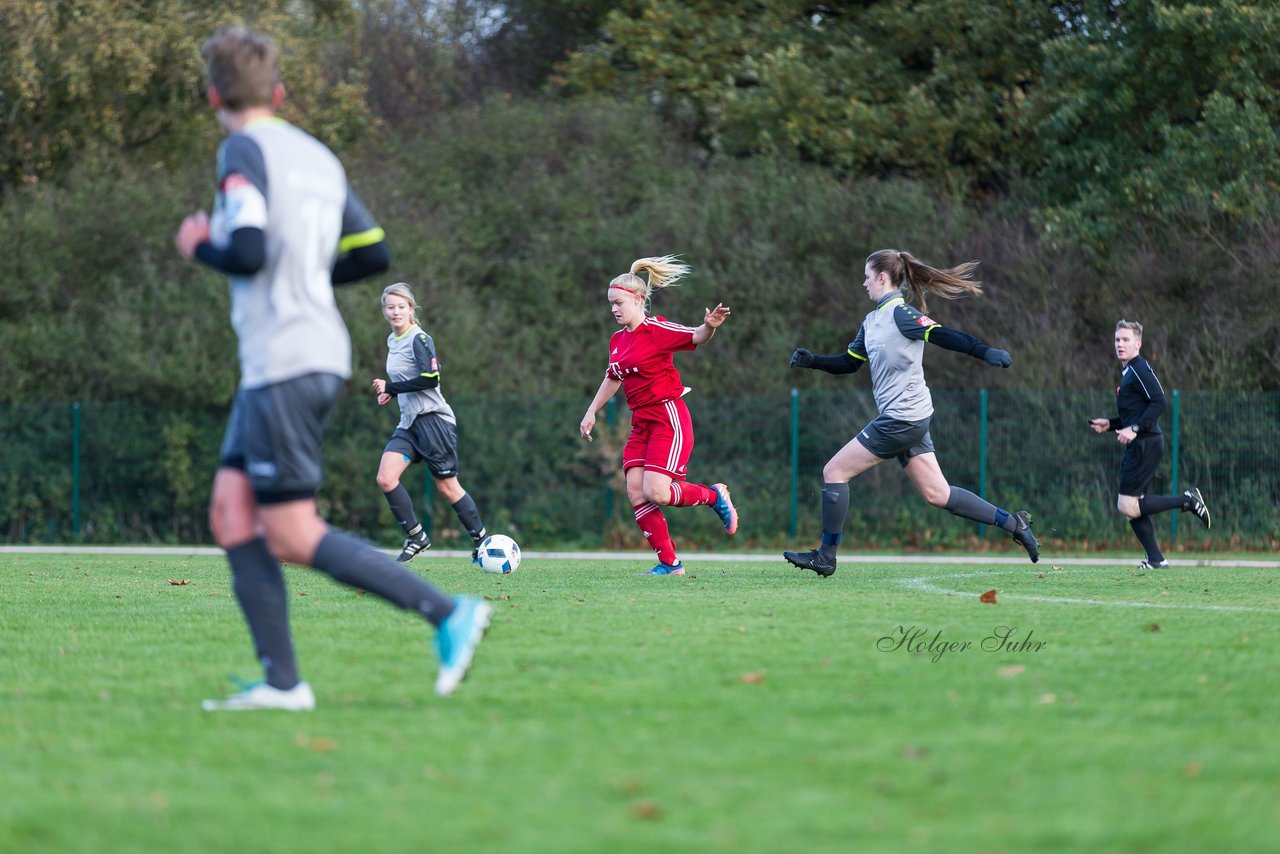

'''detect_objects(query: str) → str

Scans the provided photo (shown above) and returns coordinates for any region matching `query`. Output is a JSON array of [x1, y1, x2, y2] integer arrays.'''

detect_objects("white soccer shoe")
[[202, 680, 316, 712]]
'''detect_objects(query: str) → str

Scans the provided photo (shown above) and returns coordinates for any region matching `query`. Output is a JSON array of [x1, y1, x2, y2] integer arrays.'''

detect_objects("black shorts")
[[219, 373, 345, 504], [385, 412, 460, 479], [1119, 433, 1165, 496], [854, 413, 936, 468]]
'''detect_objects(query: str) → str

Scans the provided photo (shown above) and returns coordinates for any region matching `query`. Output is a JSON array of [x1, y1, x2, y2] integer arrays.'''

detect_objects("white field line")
[[2, 545, 1277, 568], [900, 567, 1280, 614]]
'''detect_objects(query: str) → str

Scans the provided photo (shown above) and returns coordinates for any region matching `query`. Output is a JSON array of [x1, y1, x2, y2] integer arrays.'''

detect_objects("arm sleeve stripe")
[[338, 226, 386, 254], [922, 324, 941, 342], [847, 348, 868, 361], [648, 319, 698, 333], [420, 372, 440, 378], [1138, 361, 1165, 397]]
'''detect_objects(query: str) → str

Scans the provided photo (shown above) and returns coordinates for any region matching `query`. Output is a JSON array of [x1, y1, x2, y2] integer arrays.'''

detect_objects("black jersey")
[[1111, 355, 1165, 436]]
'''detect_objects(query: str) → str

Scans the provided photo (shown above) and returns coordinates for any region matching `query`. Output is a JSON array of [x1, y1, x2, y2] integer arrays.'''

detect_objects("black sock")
[[383, 485, 419, 533], [451, 493, 487, 542], [1138, 495, 1185, 516], [1129, 516, 1164, 563], [312, 530, 456, 626], [944, 487, 1017, 531], [226, 537, 299, 691], [819, 483, 849, 559]]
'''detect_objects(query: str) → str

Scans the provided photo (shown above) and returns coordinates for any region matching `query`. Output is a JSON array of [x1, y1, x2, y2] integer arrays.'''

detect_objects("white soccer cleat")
[[202, 680, 316, 712]]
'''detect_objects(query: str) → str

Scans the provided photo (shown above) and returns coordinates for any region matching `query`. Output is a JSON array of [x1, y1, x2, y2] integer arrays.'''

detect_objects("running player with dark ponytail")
[[784, 249, 1041, 576]]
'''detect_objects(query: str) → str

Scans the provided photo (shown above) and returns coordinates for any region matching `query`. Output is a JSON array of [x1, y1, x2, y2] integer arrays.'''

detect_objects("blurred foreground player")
[[176, 26, 490, 709]]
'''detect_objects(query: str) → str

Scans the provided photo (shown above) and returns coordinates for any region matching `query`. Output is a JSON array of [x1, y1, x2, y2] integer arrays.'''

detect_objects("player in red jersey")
[[580, 255, 738, 575]]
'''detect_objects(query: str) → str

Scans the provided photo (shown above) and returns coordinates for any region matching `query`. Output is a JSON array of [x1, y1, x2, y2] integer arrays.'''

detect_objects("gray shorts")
[[854, 414, 935, 468], [220, 373, 345, 504], [385, 412, 460, 479]]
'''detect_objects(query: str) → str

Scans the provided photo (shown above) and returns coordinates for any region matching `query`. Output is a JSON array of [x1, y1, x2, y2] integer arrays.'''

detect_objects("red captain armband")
[[916, 315, 935, 327]]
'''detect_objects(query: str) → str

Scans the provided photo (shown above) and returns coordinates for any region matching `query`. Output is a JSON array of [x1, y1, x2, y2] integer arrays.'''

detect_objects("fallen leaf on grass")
[[1038, 693, 1057, 704], [294, 733, 338, 752], [1146, 623, 1161, 632], [998, 664, 1025, 677], [1183, 761, 1203, 779], [979, 589, 997, 604], [168, 579, 190, 586], [739, 672, 765, 685], [629, 800, 663, 820]]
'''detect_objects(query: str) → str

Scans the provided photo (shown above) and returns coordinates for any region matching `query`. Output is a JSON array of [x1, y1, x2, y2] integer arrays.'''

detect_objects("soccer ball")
[[476, 534, 521, 574]]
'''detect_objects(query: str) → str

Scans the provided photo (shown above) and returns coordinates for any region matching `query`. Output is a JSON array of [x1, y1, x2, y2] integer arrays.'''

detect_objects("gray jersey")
[[209, 117, 381, 388], [387, 325, 456, 429], [847, 293, 941, 421]]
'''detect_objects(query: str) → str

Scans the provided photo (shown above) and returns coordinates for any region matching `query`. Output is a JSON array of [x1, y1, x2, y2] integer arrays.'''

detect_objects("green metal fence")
[[3, 391, 1277, 551]]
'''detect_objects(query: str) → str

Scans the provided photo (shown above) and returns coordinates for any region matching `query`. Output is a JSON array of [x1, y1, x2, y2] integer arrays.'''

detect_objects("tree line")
[[1, 0, 1277, 405]]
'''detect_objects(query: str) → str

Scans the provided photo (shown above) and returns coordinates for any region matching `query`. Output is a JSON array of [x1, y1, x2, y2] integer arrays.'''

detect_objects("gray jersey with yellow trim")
[[210, 117, 381, 388], [847, 292, 940, 421], [387, 324, 456, 429]]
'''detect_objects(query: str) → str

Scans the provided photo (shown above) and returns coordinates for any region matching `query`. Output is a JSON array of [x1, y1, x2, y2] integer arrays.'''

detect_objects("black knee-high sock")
[[226, 538, 299, 690], [1138, 495, 1185, 516], [1129, 516, 1164, 563], [819, 483, 850, 559], [383, 485, 420, 535], [944, 487, 1018, 532], [311, 530, 456, 626], [451, 493, 487, 541]]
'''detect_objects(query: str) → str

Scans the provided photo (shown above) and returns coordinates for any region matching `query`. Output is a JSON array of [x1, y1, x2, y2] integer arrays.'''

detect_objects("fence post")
[[420, 468, 433, 538], [72, 402, 81, 538], [789, 389, 799, 538], [604, 397, 617, 529], [1169, 388, 1180, 546], [977, 388, 988, 539]]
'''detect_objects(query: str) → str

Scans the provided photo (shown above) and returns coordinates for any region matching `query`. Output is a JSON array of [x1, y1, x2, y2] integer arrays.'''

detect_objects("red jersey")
[[605, 316, 698, 409]]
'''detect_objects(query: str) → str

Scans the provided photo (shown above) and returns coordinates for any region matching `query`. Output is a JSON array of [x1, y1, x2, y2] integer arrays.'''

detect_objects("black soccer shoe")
[[1183, 487, 1211, 530], [784, 548, 837, 577], [1010, 510, 1040, 563], [396, 530, 431, 562]]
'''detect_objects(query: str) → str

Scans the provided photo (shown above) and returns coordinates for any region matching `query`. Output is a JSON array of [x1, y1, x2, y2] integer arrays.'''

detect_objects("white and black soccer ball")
[[476, 534, 521, 574]]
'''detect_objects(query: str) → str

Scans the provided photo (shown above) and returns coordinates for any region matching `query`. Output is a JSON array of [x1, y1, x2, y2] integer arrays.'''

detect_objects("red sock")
[[633, 502, 678, 565], [668, 481, 717, 507]]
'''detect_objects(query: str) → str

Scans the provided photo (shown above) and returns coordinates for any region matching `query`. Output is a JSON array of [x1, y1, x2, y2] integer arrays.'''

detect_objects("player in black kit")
[[1088, 320, 1211, 569]]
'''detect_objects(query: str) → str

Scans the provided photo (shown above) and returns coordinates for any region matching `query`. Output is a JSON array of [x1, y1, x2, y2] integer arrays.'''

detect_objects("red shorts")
[[622, 398, 693, 479]]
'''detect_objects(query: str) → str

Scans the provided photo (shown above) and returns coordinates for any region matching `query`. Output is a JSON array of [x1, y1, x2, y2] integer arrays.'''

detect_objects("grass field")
[[3, 549, 1279, 853]]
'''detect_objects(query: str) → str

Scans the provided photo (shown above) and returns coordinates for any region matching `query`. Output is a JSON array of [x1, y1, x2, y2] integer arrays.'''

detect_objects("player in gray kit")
[[372, 282, 489, 563], [783, 249, 1041, 576], [175, 26, 490, 709]]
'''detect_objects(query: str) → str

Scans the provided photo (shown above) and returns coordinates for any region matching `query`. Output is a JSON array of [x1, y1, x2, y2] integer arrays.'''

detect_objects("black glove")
[[983, 348, 1012, 368], [789, 348, 815, 369]]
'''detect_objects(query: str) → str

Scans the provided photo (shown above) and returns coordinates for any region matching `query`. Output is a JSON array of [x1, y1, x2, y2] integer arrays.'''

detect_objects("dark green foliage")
[[3, 5, 1279, 547], [1037, 0, 1280, 249]]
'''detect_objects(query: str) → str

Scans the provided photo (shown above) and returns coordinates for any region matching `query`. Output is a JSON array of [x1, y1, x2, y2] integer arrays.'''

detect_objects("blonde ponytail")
[[609, 255, 691, 308]]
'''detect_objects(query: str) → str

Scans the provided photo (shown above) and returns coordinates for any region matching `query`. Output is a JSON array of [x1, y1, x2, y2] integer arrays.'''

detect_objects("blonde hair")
[[609, 255, 691, 310], [201, 26, 280, 111], [1116, 319, 1143, 337], [866, 249, 982, 313], [381, 282, 418, 324]]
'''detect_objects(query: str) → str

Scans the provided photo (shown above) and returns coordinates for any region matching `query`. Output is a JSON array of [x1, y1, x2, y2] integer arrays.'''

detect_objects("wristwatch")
[[1130, 425, 1140, 434]]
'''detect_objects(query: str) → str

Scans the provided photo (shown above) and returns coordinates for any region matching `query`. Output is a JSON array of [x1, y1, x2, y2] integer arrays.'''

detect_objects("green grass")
[[3, 551, 1279, 853]]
